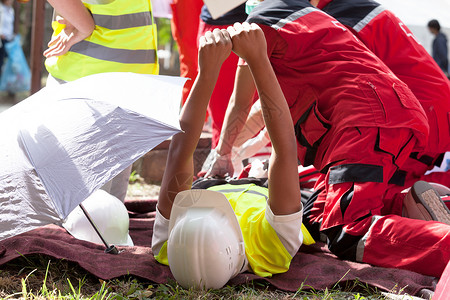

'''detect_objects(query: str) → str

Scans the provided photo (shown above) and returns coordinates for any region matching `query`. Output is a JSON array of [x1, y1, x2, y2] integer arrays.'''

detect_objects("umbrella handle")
[[105, 244, 120, 254], [79, 203, 121, 255]]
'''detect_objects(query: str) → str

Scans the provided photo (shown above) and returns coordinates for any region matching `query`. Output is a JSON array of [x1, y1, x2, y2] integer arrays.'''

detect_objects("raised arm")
[[228, 23, 301, 215], [157, 29, 232, 219], [205, 62, 257, 177], [234, 99, 265, 148], [217, 65, 257, 154]]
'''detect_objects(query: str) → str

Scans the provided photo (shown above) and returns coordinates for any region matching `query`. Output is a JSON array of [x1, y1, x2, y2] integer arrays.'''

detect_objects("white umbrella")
[[0, 72, 186, 241]]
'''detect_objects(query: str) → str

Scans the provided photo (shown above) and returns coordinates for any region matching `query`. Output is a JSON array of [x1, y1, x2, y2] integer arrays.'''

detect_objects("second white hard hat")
[[63, 189, 134, 246]]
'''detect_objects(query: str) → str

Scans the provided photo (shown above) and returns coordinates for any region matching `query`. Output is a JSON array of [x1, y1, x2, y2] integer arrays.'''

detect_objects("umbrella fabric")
[[0, 72, 186, 241]]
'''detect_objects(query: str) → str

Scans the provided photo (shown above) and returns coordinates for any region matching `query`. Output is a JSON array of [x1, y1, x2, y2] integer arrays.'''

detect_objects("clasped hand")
[[198, 22, 267, 72], [202, 23, 267, 178]]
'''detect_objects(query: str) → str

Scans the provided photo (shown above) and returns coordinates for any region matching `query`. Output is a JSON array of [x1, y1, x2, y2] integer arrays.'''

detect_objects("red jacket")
[[317, 0, 450, 155], [247, 0, 429, 169]]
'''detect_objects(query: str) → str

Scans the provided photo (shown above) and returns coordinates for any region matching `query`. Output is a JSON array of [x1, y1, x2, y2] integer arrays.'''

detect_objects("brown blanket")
[[0, 198, 437, 296]]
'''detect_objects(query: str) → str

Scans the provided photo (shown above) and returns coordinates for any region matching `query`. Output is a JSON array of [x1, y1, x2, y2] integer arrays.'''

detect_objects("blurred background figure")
[[0, 0, 14, 72], [169, 0, 203, 105], [0, 0, 15, 95], [428, 19, 449, 77]]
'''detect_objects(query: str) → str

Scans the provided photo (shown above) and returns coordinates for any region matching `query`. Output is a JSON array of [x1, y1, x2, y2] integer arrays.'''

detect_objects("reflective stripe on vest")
[[272, 6, 318, 30], [353, 6, 385, 32], [92, 11, 153, 29], [70, 40, 156, 64], [83, 0, 115, 4], [210, 187, 269, 200]]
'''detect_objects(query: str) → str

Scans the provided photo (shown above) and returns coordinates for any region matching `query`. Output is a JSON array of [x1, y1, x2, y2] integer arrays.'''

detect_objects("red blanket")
[[0, 198, 437, 296]]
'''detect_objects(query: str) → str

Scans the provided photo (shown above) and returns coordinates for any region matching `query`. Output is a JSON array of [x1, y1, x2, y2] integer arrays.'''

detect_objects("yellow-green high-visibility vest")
[[45, 0, 159, 82], [155, 184, 315, 278], [207, 184, 314, 277]]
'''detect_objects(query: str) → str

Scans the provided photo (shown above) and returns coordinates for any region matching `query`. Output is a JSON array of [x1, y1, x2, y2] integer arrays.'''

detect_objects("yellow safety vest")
[[155, 184, 315, 278], [45, 0, 159, 82]]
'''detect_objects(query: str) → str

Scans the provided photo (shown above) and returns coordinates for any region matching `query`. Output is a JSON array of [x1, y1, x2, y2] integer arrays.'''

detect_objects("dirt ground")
[[126, 176, 161, 200]]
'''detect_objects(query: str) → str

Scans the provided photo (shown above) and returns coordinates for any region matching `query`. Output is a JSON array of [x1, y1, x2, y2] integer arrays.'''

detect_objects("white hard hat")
[[63, 189, 134, 246], [168, 189, 246, 290]]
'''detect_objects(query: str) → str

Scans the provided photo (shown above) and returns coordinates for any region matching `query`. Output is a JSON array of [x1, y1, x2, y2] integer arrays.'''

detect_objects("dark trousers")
[[0, 39, 9, 75]]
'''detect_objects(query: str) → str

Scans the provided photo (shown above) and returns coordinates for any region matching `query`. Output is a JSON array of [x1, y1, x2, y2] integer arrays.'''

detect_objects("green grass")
[[0, 254, 416, 299]]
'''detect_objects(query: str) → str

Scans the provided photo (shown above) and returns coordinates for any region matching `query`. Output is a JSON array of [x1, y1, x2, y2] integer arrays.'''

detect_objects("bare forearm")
[[158, 59, 224, 218], [157, 135, 195, 219], [234, 100, 265, 148], [47, 0, 95, 34], [247, 55, 301, 215], [246, 58, 297, 156], [226, 22, 301, 214], [216, 66, 256, 155], [179, 72, 219, 148]]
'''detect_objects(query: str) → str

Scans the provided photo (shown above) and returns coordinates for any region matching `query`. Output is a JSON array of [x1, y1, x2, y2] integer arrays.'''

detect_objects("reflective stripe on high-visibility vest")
[[69, 40, 156, 64], [45, 0, 159, 82], [92, 11, 153, 29]]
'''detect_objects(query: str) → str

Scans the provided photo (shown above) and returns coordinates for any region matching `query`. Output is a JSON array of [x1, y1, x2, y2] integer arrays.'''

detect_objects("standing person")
[[152, 24, 311, 289], [44, 0, 159, 202], [308, 0, 450, 211], [0, 0, 14, 80], [208, 0, 450, 277], [169, 0, 203, 104], [197, 3, 249, 147], [428, 19, 449, 76]]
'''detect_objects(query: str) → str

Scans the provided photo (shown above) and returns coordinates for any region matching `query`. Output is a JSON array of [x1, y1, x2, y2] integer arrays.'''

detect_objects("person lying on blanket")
[[151, 22, 314, 289]]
